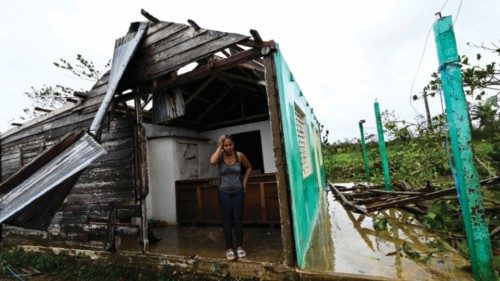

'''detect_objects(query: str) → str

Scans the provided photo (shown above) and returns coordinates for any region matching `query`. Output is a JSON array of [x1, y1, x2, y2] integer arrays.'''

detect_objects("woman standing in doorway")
[[209, 134, 252, 260]]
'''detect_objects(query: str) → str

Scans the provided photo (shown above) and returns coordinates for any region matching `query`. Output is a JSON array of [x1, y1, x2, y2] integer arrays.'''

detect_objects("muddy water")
[[303, 190, 472, 280]]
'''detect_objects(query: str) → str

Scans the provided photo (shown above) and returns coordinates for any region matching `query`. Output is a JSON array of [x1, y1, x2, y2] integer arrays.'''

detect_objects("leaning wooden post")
[[374, 101, 391, 191], [358, 120, 370, 181], [433, 15, 494, 280]]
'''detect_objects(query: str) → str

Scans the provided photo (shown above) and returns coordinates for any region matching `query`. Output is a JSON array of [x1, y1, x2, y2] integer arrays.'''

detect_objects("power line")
[[409, 22, 434, 116], [453, 0, 464, 26], [439, 0, 450, 13], [409, 0, 455, 117]]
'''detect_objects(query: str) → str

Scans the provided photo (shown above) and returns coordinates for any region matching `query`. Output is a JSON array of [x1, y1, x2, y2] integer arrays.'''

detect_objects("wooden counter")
[[176, 174, 280, 225]]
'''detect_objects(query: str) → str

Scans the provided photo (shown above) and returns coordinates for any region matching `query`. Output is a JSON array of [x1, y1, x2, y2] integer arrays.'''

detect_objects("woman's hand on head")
[[217, 135, 225, 146]]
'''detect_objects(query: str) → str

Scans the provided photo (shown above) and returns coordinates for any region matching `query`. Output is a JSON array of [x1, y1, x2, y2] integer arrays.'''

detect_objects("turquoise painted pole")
[[433, 16, 494, 280], [374, 101, 391, 191], [358, 120, 370, 180]]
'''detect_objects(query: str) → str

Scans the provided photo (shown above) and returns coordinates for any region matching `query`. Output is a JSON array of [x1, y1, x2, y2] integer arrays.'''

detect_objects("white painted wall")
[[146, 138, 177, 223], [145, 120, 276, 223]]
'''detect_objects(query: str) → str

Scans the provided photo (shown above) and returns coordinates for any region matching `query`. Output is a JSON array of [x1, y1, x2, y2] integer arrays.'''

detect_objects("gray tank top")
[[217, 152, 243, 193]]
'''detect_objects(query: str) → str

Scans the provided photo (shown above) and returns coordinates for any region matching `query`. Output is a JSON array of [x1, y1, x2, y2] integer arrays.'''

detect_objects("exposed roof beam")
[[140, 9, 160, 24], [217, 75, 266, 99], [195, 85, 234, 122], [229, 46, 265, 73], [141, 94, 153, 110], [212, 93, 244, 123], [220, 49, 231, 58], [238, 38, 274, 48], [34, 107, 52, 113], [249, 29, 262, 42], [73, 91, 88, 99], [187, 19, 201, 31], [185, 75, 217, 105], [181, 89, 211, 104], [65, 97, 80, 103], [238, 61, 264, 72], [219, 72, 266, 86], [202, 113, 269, 130], [116, 48, 264, 103], [160, 47, 263, 89]]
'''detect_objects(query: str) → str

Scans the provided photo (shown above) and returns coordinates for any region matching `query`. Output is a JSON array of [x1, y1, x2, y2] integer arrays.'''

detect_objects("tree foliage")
[[414, 42, 499, 134], [13, 54, 110, 122]]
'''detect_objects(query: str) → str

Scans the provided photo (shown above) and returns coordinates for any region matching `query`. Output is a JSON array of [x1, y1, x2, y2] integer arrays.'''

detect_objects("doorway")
[[231, 130, 264, 174]]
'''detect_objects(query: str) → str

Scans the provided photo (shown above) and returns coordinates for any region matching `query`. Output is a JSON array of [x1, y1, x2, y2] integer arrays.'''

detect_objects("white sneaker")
[[236, 247, 246, 258], [226, 249, 236, 260]]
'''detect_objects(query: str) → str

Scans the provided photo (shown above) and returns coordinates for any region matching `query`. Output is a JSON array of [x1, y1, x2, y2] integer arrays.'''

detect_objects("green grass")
[[323, 139, 497, 187]]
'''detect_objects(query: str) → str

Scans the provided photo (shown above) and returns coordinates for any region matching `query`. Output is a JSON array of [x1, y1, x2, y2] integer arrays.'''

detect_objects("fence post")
[[358, 120, 370, 181], [374, 101, 391, 191], [433, 15, 494, 280]]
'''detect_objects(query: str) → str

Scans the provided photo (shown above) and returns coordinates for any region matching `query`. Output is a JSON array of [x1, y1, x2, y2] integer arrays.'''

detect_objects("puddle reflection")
[[303, 189, 472, 280]]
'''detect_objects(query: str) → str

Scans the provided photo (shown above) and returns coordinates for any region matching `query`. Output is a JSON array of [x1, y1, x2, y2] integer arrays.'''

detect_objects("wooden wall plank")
[[129, 33, 245, 81]]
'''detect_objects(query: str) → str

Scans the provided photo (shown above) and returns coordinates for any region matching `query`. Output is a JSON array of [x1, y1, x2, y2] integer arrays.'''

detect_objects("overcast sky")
[[1, 0, 498, 141]]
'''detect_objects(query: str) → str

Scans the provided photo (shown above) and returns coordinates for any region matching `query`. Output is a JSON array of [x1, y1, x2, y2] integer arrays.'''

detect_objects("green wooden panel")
[[273, 47, 326, 267]]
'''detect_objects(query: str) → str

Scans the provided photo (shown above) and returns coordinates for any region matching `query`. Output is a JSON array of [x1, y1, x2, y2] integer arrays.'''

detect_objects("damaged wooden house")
[[0, 11, 326, 268]]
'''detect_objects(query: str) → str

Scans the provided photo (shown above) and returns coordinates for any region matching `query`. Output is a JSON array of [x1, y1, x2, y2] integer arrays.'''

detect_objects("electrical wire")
[[439, 0, 450, 13], [409, 21, 435, 117], [409, 0, 460, 117], [452, 0, 464, 26]]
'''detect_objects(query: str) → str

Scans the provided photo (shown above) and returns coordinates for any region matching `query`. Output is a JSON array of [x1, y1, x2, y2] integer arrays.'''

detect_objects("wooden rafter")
[[184, 75, 217, 105], [116, 47, 264, 104], [217, 75, 266, 98], [141, 94, 153, 110], [211, 93, 246, 124], [181, 89, 211, 104], [238, 38, 274, 48], [195, 85, 234, 122], [219, 71, 266, 86], [202, 113, 268, 130], [238, 61, 264, 72], [229, 46, 265, 72]]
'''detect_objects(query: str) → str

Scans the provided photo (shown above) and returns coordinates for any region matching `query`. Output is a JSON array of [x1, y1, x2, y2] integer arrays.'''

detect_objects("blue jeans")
[[218, 188, 244, 249]]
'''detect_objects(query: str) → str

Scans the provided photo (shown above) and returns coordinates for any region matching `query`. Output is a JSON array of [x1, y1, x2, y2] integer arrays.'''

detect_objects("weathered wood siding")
[[1, 73, 136, 249], [124, 21, 248, 84]]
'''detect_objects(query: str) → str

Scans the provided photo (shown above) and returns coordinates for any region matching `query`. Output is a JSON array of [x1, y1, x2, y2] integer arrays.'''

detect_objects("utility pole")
[[358, 120, 370, 181], [433, 15, 494, 280], [422, 90, 433, 129], [374, 101, 391, 191]]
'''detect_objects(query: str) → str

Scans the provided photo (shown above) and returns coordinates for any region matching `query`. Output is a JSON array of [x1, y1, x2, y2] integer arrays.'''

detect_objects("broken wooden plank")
[[327, 182, 368, 215], [365, 188, 456, 212]]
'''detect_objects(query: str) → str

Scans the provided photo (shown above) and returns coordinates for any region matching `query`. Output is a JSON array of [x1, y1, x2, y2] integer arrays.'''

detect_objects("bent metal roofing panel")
[[0, 132, 105, 228]]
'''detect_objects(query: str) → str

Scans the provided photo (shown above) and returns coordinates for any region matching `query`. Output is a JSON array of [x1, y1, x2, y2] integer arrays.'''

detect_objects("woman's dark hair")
[[224, 134, 234, 142]]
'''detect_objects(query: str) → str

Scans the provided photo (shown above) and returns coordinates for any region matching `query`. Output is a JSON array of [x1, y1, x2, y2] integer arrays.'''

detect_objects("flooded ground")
[[117, 224, 283, 263], [303, 187, 473, 280]]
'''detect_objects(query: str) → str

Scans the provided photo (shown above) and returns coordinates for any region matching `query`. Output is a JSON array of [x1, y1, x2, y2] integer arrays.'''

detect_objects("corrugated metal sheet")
[[152, 87, 185, 124], [90, 22, 149, 135], [0, 133, 106, 225]]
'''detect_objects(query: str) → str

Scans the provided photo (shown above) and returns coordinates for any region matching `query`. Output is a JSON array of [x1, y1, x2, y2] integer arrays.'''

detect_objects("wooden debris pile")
[[328, 176, 500, 215]]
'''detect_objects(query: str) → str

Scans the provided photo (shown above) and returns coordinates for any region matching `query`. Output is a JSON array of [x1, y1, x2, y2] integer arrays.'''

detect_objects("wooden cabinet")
[[176, 174, 280, 225]]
